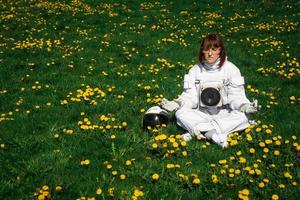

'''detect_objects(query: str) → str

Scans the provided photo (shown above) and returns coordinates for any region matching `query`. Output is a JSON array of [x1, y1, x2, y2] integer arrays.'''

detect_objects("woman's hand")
[[240, 99, 261, 114], [159, 98, 181, 112]]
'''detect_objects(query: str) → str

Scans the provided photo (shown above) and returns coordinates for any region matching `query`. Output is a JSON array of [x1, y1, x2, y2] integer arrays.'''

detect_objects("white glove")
[[240, 99, 261, 114], [159, 98, 181, 112]]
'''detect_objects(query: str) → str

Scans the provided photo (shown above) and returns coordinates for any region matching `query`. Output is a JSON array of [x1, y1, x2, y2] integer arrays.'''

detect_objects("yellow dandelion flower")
[[119, 174, 126, 180], [255, 169, 262, 175], [274, 150, 280, 156], [55, 186, 63, 192], [192, 178, 201, 185], [289, 96, 296, 101], [152, 173, 160, 180], [134, 189, 144, 197], [219, 159, 227, 164], [249, 148, 255, 154], [239, 188, 250, 196], [258, 182, 265, 188], [106, 164, 112, 169], [263, 148, 269, 153], [166, 164, 175, 169], [181, 141, 187, 146], [211, 174, 219, 183], [259, 142, 266, 147], [265, 129, 272, 134], [239, 157, 246, 163], [125, 160, 132, 166], [255, 127, 262, 132], [152, 143, 158, 149], [112, 170, 118, 176], [38, 194, 45, 200], [229, 173, 235, 178], [284, 172, 293, 179], [172, 142, 179, 148], [42, 185, 49, 191], [96, 188, 102, 195]]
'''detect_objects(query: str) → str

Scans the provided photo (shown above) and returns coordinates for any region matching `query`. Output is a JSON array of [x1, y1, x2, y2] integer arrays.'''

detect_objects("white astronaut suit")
[[161, 59, 259, 147]]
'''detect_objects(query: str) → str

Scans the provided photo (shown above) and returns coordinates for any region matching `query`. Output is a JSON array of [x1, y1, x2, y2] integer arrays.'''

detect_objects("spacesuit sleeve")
[[227, 70, 250, 110], [177, 68, 198, 109]]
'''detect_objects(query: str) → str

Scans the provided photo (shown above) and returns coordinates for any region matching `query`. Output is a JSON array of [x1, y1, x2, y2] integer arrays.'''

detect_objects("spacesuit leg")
[[215, 110, 249, 134], [207, 109, 249, 145], [175, 108, 215, 136]]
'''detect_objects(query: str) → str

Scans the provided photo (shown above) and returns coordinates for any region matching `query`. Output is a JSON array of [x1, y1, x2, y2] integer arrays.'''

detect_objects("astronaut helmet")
[[142, 106, 169, 129]]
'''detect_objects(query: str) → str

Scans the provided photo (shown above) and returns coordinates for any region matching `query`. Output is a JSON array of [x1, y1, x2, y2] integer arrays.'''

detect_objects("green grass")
[[0, 0, 299, 199]]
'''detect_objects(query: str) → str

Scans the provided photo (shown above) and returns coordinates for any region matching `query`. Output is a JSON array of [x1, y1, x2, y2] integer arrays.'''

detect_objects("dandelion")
[[275, 140, 281, 145], [108, 187, 114, 196], [246, 134, 253, 141], [119, 174, 126, 180], [133, 189, 144, 197], [263, 148, 269, 153], [229, 173, 235, 178], [219, 159, 227, 164], [96, 188, 102, 195], [289, 96, 296, 101], [125, 160, 132, 166], [81, 159, 90, 166], [255, 169, 262, 175], [42, 185, 49, 191], [274, 150, 280, 156], [192, 178, 201, 185], [166, 164, 175, 169], [239, 157, 246, 163], [211, 174, 219, 183], [172, 142, 179, 148], [238, 189, 250, 200], [259, 142, 266, 147], [258, 182, 265, 188], [272, 194, 279, 200], [265, 129, 272, 134], [255, 127, 262, 132], [106, 164, 112, 169], [284, 172, 293, 179], [152, 173, 159, 181], [152, 143, 158, 149], [249, 148, 255, 154], [181, 141, 187, 146], [112, 170, 118, 176]]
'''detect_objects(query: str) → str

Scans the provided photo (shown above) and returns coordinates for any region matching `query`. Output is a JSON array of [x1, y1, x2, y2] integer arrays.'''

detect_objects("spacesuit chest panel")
[[194, 66, 229, 108]]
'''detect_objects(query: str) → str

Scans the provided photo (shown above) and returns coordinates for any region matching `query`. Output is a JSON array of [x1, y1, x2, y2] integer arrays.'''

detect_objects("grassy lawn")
[[0, 0, 299, 199]]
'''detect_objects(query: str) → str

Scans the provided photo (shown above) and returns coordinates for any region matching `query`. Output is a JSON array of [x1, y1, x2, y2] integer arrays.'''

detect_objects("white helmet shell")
[[142, 106, 169, 129]]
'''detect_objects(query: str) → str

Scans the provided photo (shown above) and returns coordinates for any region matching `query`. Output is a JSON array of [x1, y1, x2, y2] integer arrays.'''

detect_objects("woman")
[[160, 33, 259, 148]]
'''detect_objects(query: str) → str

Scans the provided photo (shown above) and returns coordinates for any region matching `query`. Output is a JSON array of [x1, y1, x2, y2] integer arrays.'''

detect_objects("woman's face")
[[203, 47, 221, 64]]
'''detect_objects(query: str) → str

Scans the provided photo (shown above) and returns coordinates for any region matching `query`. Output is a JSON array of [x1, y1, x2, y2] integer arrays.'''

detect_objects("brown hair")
[[199, 33, 226, 68]]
